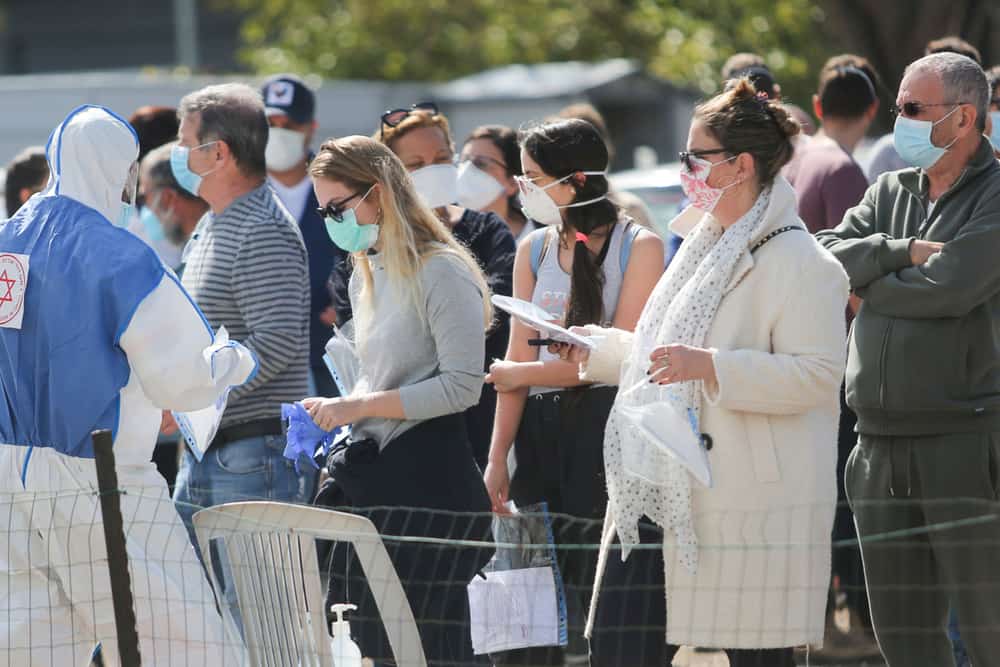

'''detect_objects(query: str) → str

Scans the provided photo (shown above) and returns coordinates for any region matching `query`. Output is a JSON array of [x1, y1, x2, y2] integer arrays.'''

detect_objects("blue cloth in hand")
[[281, 402, 342, 474]]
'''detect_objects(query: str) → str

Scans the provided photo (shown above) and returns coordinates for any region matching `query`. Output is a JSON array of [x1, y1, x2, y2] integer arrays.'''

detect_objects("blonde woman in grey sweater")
[[306, 135, 493, 665]]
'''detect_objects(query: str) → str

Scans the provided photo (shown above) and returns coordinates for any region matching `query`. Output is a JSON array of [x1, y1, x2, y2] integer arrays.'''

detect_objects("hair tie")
[[754, 90, 779, 123], [575, 231, 589, 244], [755, 90, 773, 112]]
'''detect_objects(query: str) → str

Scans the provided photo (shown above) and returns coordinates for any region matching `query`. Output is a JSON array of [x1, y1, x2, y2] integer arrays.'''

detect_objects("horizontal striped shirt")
[[181, 183, 310, 429]]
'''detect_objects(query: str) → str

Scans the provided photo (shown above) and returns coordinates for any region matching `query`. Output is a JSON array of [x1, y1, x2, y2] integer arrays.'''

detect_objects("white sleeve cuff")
[[578, 326, 635, 385]]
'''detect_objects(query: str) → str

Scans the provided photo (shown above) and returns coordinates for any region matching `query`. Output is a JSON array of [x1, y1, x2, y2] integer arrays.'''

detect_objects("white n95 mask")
[[410, 163, 458, 208], [516, 172, 607, 225], [456, 161, 505, 210], [265, 127, 307, 172]]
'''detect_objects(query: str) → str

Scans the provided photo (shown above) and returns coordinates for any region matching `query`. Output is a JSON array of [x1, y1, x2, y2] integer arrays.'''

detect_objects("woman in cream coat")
[[573, 80, 850, 667]]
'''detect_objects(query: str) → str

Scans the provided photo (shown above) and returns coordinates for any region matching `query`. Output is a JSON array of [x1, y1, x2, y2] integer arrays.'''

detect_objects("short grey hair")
[[141, 141, 200, 201], [179, 83, 269, 178], [904, 52, 990, 131]]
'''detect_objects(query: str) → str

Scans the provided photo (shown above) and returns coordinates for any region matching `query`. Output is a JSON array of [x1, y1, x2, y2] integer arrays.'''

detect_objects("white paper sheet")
[[491, 295, 597, 349], [172, 327, 234, 462], [468, 566, 561, 655]]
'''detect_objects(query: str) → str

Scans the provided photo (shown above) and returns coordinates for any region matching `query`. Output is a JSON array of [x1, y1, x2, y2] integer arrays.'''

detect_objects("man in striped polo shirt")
[[169, 83, 313, 557]]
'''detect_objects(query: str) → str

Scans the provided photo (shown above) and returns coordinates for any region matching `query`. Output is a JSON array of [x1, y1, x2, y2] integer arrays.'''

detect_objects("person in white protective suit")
[[0, 105, 255, 665]]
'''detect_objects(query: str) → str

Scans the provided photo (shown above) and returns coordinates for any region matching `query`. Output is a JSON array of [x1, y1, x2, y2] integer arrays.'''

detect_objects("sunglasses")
[[461, 154, 508, 172], [678, 148, 731, 172], [316, 186, 373, 222], [890, 101, 965, 118], [380, 102, 439, 139]]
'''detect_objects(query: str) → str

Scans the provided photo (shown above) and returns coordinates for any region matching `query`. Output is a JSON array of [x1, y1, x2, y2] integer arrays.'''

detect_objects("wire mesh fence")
[[6, 472, 1000, 666], [1, 468, 242, 665]]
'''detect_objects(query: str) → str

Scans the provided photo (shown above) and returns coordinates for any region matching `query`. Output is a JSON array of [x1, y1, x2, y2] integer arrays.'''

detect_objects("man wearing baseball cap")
[[262, 74, 343, 398]]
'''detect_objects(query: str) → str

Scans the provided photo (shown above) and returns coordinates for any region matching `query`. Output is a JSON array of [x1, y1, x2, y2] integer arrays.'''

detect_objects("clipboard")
[[491, 295, 597, 350]]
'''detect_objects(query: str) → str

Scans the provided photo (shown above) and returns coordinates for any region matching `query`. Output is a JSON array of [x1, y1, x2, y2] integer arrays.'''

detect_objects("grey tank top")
[[529, 221, 629, 395]]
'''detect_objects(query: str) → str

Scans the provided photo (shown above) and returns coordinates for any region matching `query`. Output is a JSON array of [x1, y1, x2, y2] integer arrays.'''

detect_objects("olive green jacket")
[[817, 138, 1000, 435]]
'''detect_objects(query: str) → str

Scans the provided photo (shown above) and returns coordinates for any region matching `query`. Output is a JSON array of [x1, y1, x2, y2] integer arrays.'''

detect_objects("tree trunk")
[[820, 0, 1000, 131]]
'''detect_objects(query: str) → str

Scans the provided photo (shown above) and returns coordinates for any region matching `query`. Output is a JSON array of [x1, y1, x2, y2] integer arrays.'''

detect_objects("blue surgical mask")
[[893, 106, 960, 170], [989, 111, 1000, 152], [323, 186, 379, 252], [139, 205, 166, 242], [118, 203, 134, 229], [170, 142, 218, 196]]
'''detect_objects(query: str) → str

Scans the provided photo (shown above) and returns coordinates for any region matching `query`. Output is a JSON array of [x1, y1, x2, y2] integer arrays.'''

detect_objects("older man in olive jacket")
[[817, 53, 1000, 667]]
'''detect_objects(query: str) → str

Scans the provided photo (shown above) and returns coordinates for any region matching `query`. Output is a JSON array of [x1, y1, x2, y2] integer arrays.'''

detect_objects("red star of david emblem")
[[0, 270, 14, 305]]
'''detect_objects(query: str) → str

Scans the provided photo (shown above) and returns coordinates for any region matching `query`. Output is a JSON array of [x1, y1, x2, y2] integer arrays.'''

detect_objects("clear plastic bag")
[[323, 319, 361, 396], [616, 378, 713, 488], [618, 400, 712, 488], [468, 502, 569, 655]]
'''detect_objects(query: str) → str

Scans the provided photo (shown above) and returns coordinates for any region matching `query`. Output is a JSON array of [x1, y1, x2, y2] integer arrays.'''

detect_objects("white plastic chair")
[[193, 501, 427, 667]]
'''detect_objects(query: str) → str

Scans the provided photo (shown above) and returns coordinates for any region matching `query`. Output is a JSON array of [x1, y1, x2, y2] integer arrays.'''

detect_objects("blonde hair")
[[310, 135, 492, 343], [377, 109, 454, 152]]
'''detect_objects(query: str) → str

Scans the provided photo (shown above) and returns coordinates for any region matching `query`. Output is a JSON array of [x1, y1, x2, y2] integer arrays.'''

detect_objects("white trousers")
[[0, 445, 243, 667]]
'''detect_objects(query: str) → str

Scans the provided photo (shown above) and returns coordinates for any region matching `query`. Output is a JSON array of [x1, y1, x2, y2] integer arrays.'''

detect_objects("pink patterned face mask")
[[679, 154, 739, 212]]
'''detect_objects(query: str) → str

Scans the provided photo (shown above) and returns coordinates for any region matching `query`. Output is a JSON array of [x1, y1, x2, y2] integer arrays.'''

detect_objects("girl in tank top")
[[483, 118, 664, 665]]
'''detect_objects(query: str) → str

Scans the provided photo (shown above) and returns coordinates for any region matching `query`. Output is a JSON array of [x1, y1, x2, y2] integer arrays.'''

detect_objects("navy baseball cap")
[[261, 74, 316, 124]]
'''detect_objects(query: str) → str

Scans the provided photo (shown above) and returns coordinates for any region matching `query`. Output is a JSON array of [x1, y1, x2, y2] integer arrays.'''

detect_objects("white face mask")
[[410, 163, 458, 208], [265, 127, 307, 172], [456, 160, 506, 210], [516, 171, 607, 226]]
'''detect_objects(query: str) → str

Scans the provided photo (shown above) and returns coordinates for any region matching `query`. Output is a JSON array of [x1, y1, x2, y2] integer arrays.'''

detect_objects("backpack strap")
[[529, 227, 552, 277], [618, 221, 642, 273]]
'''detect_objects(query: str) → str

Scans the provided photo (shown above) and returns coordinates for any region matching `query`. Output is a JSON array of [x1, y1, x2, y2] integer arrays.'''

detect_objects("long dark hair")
[[520, 118, 617, 328]]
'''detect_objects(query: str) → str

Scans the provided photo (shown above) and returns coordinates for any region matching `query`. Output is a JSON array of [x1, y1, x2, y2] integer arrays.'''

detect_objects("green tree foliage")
[[227, 0, 836, 107]]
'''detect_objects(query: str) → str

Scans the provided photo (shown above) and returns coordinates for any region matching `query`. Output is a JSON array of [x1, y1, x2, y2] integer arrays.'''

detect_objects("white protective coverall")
[[0, 106, 255, 665]]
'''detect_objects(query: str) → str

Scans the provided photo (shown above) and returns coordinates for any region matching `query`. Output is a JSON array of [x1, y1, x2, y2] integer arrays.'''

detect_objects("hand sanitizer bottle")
[[330, 603, 362, 667]]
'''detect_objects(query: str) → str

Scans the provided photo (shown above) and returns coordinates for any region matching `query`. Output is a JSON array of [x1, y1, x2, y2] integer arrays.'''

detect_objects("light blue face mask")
[[138, 205, 166, 242], [170, 141, 218, 196], [323, 186, 379, 253], [893, 105, 960, 170], [118, 204, 134, 229], [989, 111, 1000, 152]]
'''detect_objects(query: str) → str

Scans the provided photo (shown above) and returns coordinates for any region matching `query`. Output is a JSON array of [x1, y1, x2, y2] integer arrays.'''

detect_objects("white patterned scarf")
[[605, 186, 772, 572]]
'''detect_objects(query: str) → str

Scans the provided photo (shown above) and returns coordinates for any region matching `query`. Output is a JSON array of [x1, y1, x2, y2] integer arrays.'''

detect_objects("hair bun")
[[768, 102, 802, 140], [727, 76, 801, 140], [728, 77, 760, 101]]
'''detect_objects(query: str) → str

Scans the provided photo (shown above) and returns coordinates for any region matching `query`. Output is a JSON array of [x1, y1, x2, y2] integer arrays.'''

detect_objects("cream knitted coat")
[[584, 178, 850, 648]]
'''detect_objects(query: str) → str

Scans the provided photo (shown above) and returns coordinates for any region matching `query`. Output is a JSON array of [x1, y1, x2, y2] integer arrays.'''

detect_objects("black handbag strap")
[[750, 225, 806, 254]]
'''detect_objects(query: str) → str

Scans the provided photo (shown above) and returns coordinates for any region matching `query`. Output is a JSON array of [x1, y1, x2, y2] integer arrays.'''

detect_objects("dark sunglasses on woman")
[[316, 188, 370, 222], [379, 102, 439, 139]]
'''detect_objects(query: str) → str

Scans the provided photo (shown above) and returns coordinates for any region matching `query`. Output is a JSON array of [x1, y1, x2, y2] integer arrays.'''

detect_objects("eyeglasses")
[[890, 101, 966, 118], [461, 154, 508, 172], [380, 102, 439, 139], [316, 186, 374, 222], [678, 148, 731, 172]]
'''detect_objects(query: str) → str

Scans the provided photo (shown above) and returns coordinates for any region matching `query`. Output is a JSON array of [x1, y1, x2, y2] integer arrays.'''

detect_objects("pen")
[[527, 338, 559, 347]]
